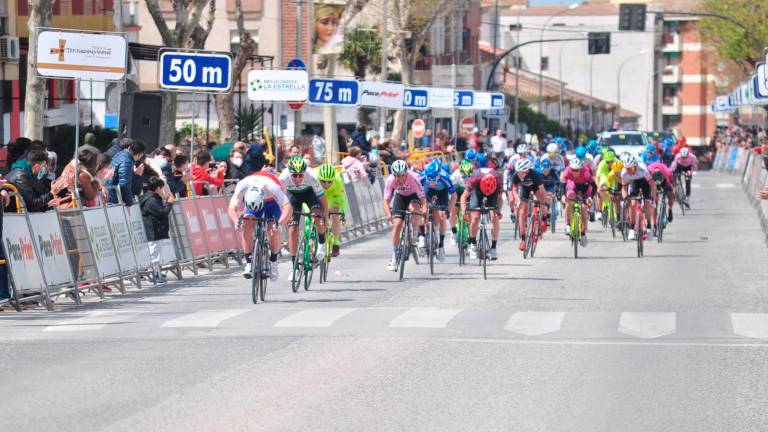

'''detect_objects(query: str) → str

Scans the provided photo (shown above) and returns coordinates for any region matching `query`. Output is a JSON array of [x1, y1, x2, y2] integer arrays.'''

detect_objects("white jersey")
[[229, 174, 289, 208], [620, 162, 650, 183], [279, 168, 325, 196]]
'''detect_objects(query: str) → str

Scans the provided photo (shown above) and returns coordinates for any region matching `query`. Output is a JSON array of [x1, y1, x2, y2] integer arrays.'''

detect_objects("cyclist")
[[464, 149, 478, 165], [596, 151, 621, 223], [620, 156, 656, 241], [647, 161, 676, 226], [504, 144, 537, 222], [419, 159, 457, 261], [382, 160, 428, 271], [540, 143, 566, 174], [228, 174, 292, 280], [563, 158, 595, 245], [642, 144, 662, 165], [279, 156, 329, 279], [450, 160, 477, 245], [670, 147, 698, 206], [316, 163, 348, 258], [538, 159, 561, 195], [661, 137, 675, 165], [511, 158, 550, 251], [461, 171, 503, 261]]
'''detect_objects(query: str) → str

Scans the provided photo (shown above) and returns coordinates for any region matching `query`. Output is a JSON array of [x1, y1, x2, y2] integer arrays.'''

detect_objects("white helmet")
[[504, 147, 516, 158], [517, 144, 529, 154], [570, 158, 584, 170], [625, 155, 639, 168], [515, 158, 532, 173], [546, 143, 559, 154], [680, 147, 690, 158], [619, 152, 632, 163], [391, 160, 408, 175], [244, 187, 265, 212]]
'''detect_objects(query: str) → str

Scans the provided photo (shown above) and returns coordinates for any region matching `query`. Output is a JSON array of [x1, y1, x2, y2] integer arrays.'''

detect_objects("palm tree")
[[340, 28, 383, 128]]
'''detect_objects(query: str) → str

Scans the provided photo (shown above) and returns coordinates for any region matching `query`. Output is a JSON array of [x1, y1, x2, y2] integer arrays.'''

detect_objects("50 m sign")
[[159, 51, 231, 93]]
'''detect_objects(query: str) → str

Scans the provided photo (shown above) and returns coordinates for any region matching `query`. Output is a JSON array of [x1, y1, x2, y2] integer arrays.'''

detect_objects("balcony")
[[662, 31, 682, 54], [662, 96, 681, 115], [662, 65, 681, 84]]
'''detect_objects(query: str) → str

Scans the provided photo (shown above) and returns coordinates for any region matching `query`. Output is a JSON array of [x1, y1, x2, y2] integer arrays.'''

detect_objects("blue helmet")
[[663, 138, 674, 148], [575, 146, 587, 159], [541, 159, 552, 170], [475, 153, 488, 168], [425, 160, 441, 180], [646, 144, 656, 153], [465, 149, 477, 161]]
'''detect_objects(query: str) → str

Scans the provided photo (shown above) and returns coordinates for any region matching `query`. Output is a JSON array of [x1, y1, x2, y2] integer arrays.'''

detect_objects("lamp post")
[[538, 3, 580, 113], [617, 50, 647, 127]]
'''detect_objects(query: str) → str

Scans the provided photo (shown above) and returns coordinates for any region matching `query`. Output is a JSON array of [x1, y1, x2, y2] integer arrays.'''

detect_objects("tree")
[[23, 0, 53, 140], [389, 0, 462, 143], [339, 27, 382, 128], [144, 0, 215, 146], [699, 0, 768, 71]]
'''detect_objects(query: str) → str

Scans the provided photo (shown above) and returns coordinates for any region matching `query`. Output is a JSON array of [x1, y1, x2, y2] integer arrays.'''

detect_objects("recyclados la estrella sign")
[[247, 69, 309, 101], [360, 81, 404, 109]]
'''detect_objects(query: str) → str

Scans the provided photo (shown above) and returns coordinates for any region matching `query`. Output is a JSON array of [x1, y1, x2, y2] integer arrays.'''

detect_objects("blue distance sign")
[[490, 92, 505, 109], [403, 87, 429, 110], [308, 78, 360, 106], [159, 51, 232, 92], [454, 90, 474, 108]]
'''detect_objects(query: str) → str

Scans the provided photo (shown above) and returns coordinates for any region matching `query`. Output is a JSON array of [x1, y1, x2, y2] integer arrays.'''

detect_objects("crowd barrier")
[[713, 145, 768, 239], [0, 170, 393, 311]]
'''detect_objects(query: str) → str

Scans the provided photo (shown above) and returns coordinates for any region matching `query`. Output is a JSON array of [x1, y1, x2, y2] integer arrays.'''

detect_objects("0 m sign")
[[36, 29, 127, 81]]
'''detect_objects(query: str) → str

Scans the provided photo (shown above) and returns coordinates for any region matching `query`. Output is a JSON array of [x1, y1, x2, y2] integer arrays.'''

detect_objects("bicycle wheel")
[[676, 178, 687, 216], [251, 240, 260, 304], [620, 201, 629, 242], [523, 213, 534, 259], [550, 197, 558, 234], [530, 216, 540, 258], [398, 224, 409, 281], [291, 236, 305, 293], [428, 223, 435, 276], [259, 237, 268, 302], [571, 212, 581, 259], [636, 214, 644, 258], [479, 227, 488, 280], [304, 233, 317, 291], [657, 198, 666, 244], [457, 220, 466, 267], [609, 203, 617, 239]]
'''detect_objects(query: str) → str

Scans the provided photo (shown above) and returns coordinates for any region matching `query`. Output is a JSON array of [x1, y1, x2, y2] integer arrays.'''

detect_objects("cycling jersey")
[[450, 169, 477, 195], [670, 154, 699, 171], [316, 171, 348, 210], [620, 163, 651, 183], [537, 169, 560, 193], [465, 168, 503, 209], [420, 170, 456, 194], [647, 162, 673, 189], [596, 160, 620, 190], [504, 154, 537, 190], [278, 168, 325, 197], [512, 170, 545, 200], [540, 153, 566, 173], [229, 173, 289, 209], [383, 171, 426, 201], [563, 166, 595, 199]]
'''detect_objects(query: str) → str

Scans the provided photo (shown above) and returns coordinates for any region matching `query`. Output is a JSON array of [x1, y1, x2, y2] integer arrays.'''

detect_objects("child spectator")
[[140, 176, 174, 285]]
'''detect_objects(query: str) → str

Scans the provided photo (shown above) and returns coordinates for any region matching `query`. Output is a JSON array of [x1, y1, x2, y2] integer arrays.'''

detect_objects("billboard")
[[314, 1, 345, 55]]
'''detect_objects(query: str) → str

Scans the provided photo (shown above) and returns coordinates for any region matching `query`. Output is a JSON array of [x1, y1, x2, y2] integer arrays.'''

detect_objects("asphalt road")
[[1, 171, 767, 431]]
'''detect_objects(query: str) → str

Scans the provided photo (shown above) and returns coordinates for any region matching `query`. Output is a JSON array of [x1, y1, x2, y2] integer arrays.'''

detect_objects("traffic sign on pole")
[[403, 87, 430, 110], [454, 90, 475, 108], [159, 50, 232, 92], [308, 78, 360, 106], [412, 118, 426, 138], [287, 58, 307, 110], [460, 116, 475, 131]]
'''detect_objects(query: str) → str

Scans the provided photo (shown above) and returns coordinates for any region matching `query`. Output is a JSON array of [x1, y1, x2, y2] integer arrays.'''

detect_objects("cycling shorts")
[[325, 193, 347, 211], [426, 188, 450, 210], [391, 193, 422, 219], [674, 165, 693, 174], [628, 178, 652, 200], [566, 181, 592, 200], [287, 189, 322, 224], [244, 200, 281, 221], [469, 189, 500, 211]]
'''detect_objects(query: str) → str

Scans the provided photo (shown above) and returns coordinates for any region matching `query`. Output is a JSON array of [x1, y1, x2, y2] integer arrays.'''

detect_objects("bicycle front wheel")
[[428, 224, 435, 276], [398, 224, 409, 281], [636, 216, 644, 258], [479, 227, 489, 280], [251, 240, 261, 304], [291, 237, 305, 293]]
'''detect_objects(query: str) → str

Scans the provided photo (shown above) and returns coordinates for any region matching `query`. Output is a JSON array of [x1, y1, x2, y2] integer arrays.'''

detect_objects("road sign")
[[37, 30, 127, 81], [360, 81, 404, 109], [472, 92, 492, 110], [247, 69, 309, 101], [429, 87, 454, 109], [454, 90, 474, 108], [404, 87, 429, 110], [287, 58, 307, 110], [308, 78, 360, 106], [159, 51, 231, 92], [490, 92, 505, 109], [412, 119, 426, 138], [483, 108, 507, 119], [460, 116, 475, 131]]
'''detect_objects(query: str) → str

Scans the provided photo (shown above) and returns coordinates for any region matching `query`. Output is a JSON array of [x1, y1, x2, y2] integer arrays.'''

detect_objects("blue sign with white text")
[[159, 51, 232, 92], [454, 90, 474, 108], [403, 88, 429, 110], [490, 93, 505, 109], [308, 78, 360, 106]]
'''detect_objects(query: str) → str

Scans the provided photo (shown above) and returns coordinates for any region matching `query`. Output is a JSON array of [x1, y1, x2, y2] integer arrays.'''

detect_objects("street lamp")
[[538, 2, 580, 113], [617, 50, 647, 127]]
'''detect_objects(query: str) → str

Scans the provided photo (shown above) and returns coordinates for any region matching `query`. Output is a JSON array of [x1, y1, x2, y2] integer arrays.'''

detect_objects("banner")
[[197, 198, 225, 253], [180, 199, 208, 257], [472, 92, 492, 110], [247, 69, 309, 101], [82, 208, 120, 278], [360, 81, 405, 109], [107, 206, 137, 273], [213, 196, 239, 251], [2, 215, 45, 291], [429, 87, 454, 109], [125, 205, 152, 270], [27, 212, 73, 286], [36, 30, 127, 81], [314, 1, 345, 55]]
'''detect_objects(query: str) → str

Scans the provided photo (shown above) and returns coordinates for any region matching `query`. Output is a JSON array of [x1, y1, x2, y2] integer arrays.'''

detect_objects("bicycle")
[[319, 211, 345, 284], [604, 187, 621, 239], [425, 198, 442, 276], [618, 192, 630, 242], [674, 172, 688, 215], [471, 198, 494, 280], [291, 204, 319, 293], [568, 195, 588, 259], [395, 210, 424, 281], [521, 196, 544, 259], [630, 190, 647, 258], [456, 206, 469, 267], [549, 189, 560, 234], [654, 181, 667, 243], [239, 215, 270, 304]]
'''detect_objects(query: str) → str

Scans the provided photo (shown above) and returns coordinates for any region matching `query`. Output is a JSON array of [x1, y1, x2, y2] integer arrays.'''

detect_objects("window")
[[541, 56, 549, 71]]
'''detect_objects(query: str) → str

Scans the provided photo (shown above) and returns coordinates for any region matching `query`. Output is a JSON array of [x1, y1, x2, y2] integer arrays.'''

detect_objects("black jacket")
[[5, 168, 53, 213], [139, 192, 173, 241]]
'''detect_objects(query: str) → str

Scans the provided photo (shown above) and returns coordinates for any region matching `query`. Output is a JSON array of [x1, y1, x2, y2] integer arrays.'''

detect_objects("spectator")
[[6, 149, 59, 212], [342, 146, 369, 182], [191, 149, 226, 196], [454, 131, 468, 153], [167, 154, 191, 197], [105, 137, 131, 158], [421, 129, 433, 149], [490, 129, 508, 160], [108, 139, 146, 205], [45, 142, 58, 182], [147, 147, 172, 183], [311, 134, 326, 165], [0, 180, 10, 307], [226, 149, 247, 182], [140, 176, 174, 285], [77, 150, 101, 207], [6, 137, 31, 167], [338, 128, 350, 153], [51, 148, 100, 208], [242, 141, 267, 174], [350, 125, 370, 153]]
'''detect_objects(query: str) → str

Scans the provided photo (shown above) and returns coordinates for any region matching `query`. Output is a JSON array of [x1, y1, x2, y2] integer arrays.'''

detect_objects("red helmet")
[[480, 174, 497, 195]]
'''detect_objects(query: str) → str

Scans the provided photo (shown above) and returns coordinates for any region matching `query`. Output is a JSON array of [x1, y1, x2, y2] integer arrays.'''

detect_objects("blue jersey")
[[642, 152, 661, 165], [420, 170, 456, 194], [537, 169, 560, 193]]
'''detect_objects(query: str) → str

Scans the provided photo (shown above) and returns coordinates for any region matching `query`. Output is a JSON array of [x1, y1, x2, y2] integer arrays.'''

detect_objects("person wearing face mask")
[[226, 149, 247, 181], [108, 139, 147, 205], [5, 149, 60, 212], [148, 147, 173, 183]]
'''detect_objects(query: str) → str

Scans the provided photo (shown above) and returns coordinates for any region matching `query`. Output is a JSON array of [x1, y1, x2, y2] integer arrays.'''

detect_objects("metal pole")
[[294, 0, 303, 142], [379, 0, 388, 139], [74, 78, 80, 194], [452, 63, 457, 144], [89, 78, 93, 127], [206, 93, 210, 142], [191, 92, 196, 158]]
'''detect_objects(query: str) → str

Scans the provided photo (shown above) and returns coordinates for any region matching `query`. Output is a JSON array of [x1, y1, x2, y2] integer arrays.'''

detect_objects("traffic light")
[[619, 4, 647, 31], [588, 32, 611, 55]]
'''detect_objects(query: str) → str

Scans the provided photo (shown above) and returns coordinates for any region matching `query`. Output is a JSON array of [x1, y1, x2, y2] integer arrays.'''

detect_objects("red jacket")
[[191, 165, 225, 196]]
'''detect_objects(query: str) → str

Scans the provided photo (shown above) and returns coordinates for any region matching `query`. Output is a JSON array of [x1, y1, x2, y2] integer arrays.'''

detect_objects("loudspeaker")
[[119, 92, 162, 153]]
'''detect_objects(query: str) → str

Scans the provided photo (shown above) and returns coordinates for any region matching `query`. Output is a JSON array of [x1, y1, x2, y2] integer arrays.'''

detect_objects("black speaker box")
[[119, 92, 162, 153]]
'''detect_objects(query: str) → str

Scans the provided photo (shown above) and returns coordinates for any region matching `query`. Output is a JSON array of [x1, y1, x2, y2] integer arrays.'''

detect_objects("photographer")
[[191, 149, 226, 196]]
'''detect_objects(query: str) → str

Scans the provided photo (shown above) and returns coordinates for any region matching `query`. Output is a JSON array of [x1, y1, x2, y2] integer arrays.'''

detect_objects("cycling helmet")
[[555, 137, 564, 144], [680, 147, 690, 158], [244, 187, 265, 213], [575, 146, 587, 159], [619, 151, 632, 163], [459, 160, 474, 176], [570, 158, 584, 170], [541, 159, 552, 170], [546, 143, 559, 154], [516, 144, 529, 154], [603, 150, 616, 163], [625, 155, 639, 168], [475, 153, 488, 168], [391, 159, 408, 176], [288, 156, 307, 174], [515, 158, 532, 173], [488, 154, 500, 169], [480, 174, 497, 196], [424, 160, 441, 180], [664, 137, 674, 148], [646, 144, 656, 153], [317, 163, 336, 182], [465, 149, 477, 161], [504, 147, 516, 158], [652, 170, 664, 184], [611, 160, 623, 173]]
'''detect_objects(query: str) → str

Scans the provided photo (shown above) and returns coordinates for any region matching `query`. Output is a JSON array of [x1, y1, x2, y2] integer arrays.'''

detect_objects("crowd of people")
[[711, 125, 768, 200]]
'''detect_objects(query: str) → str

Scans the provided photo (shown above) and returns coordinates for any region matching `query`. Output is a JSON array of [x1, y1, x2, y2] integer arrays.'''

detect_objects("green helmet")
[[603, 150, 616, 163], [288, 156, 307, 174], [317, 163, 336, 181], [459, 160, 474, 176]]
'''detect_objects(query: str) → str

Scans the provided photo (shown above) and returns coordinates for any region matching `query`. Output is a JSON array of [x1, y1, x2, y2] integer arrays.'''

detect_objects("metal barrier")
[[714, 146, 768, 239]]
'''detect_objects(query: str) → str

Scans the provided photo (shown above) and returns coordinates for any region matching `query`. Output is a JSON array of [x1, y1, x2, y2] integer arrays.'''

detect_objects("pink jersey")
[[384, 170, 426, 201], [563, 166, 594, 185], [670, 154, 698, 171], [648, 162, 673, 186]]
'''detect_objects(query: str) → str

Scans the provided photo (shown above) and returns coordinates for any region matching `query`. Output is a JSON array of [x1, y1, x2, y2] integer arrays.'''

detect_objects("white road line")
[[715, 183, 736, 188], [731, 313, 768, 340], [618, 312, 676, 339], [274, 308, 356, 328], [44, 311, 139, 332], [505, 311, 565, 336], [389, 308, 461, 328], [442, 337, 768, 348], [161, 309, 249, 328]]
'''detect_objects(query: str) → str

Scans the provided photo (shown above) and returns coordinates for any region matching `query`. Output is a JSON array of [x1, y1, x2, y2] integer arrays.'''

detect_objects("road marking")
[[161, 309, 249, 328], [691, 183, 701, 189], [274, 308, 356, 328], [505, 311, 565, 336], [731, 313, 768, 340], [715, 183, 736, 189], [618, 312, 676, 339], [442, 337, 768, 348], [44, 311, 139, 332], [389, 308, 461, 328]]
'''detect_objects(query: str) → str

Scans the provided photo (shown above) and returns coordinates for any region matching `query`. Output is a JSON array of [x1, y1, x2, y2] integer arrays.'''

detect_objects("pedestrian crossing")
[[4, 307, 768, 341]]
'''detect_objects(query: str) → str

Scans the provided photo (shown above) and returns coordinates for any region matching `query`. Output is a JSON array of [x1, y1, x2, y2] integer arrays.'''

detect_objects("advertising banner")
[[2, 215, 45, 292], [429, 87, 454, 109], [360, 81, 405, 109], [180, 199, 208, 257], [27, 212, 73, 286], [196, 198, 225, 253], [247, 69, 309, 101], [125, 205, 152, 269], [36, 30, 127, 81], [82, 208, 120, 278], [107, 206, 137, 272], [313, 1, 345, 55], [213, 196, 239, 251]]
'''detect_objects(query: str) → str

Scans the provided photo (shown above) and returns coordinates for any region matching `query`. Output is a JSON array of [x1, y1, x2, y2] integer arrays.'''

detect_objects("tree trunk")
[[214, 92, 237, 141], [23, 0, 53, 141], [390, 62, 413, 144], [160, 92, 177, 148]]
